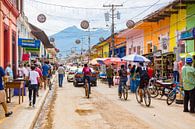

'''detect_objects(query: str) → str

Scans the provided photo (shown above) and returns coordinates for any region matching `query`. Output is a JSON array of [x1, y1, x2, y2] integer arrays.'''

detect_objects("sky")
[[24, 0, 175, 36]]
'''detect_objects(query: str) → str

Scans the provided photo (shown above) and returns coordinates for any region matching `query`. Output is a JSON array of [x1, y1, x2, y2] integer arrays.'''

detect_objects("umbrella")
[[104, 57, 123, 65], [122, 54, 151, 62]]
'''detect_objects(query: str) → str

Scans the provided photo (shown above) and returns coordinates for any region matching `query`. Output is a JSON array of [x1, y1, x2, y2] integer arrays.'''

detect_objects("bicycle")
[[148, 77, 159, 98], [136, 82, 151, 107], [167, 82, 184, 105], [84, 78, 90, 98], [119, 81, 128, 100]]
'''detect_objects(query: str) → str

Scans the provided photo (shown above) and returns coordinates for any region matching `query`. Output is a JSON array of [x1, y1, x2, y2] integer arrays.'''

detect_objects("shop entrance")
[[3, 24, 10, 68]]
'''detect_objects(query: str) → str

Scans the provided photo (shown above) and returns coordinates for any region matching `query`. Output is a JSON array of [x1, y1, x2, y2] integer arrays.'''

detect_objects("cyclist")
[[137, 62, 150, 102], [82, 64, 92, 94], [118, 65, 128, 98]]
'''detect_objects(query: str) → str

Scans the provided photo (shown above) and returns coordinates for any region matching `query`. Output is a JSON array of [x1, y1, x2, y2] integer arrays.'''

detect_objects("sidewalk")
[[0, 74, 57, 129]]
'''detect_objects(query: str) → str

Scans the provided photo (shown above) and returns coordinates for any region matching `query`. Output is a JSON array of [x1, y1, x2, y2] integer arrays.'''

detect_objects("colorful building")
[[118, 28, 144, 55], [0, 0, 20, 69]]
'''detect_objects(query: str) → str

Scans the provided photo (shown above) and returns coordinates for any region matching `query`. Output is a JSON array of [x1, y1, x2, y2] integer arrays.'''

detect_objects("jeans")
[[130, 79, 137, 93], [29, 84, 38, 105], [58, 74, 64, 87], [84, 76, 91, 93], [184, 88, 195, 112], [119, 77, 127, 94], [173, 71, 179, 82]]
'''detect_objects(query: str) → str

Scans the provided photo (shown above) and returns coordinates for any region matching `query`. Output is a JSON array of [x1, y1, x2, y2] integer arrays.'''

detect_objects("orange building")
[[0, 0, 21, 70]]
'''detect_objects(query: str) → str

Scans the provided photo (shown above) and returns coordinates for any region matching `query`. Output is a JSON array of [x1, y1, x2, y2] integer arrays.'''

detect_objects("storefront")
[[180, 28, 195, 66], [0, 0, 20, 71], [18, 38, 41, 62]]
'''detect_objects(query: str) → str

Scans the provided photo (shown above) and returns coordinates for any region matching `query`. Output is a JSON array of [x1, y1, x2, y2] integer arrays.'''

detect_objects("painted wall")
[[0, 0, 19, 68], [186, 4, 195, 52], [169, 9, 186, 52], [102, 43, 109, 58]]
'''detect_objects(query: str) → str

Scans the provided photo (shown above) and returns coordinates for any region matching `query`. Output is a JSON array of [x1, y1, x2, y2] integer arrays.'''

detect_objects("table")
[[5, 81, 24, 104]]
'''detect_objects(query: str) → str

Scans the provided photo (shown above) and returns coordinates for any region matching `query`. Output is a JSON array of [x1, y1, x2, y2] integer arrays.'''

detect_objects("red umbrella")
[[104, 57, 125, 65]]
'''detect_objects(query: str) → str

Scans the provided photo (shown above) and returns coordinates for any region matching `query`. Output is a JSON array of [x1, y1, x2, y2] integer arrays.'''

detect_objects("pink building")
[[119, 29, 144, 56]]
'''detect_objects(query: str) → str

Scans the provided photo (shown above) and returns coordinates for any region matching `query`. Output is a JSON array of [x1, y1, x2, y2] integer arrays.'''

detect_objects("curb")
[[29, 74, 57, 129]]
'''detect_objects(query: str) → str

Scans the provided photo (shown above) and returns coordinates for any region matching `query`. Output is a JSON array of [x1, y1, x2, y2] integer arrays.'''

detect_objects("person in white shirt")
[[18, 63, 25, 78], [28, 65, 40, 107], [57, 64, 65, 87]]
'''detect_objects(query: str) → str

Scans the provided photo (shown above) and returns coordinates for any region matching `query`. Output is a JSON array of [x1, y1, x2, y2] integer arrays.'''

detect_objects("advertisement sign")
[[18, 38, 40, 48], [180, 28, 195, 40]]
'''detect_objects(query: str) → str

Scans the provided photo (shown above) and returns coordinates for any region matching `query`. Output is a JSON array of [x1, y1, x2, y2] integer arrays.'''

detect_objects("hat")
[[186, 57, 193, 63]]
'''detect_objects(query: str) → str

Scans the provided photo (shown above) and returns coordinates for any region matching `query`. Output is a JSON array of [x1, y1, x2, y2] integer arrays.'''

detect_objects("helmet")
[[186, 57, 193, 63]]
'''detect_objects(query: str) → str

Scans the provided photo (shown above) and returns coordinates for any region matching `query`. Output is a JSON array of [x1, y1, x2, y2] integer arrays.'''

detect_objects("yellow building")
[[169, 7, 186, 52]]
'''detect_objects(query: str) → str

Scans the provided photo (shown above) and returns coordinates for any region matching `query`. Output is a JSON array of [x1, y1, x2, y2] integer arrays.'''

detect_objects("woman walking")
[[29, 65, 40, 107]]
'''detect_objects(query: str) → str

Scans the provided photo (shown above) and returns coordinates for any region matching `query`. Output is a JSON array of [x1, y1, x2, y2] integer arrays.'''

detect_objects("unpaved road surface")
[[51, 80, 195, 129]]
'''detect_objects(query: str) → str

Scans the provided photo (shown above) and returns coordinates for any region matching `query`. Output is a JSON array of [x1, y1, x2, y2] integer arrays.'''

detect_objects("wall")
[[169, 9, 186, 52], [186, 4, 195, 52]]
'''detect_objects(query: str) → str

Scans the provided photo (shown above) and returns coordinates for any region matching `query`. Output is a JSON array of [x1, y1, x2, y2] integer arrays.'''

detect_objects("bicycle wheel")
[[148, 83, 159, 98], [135, 86, 142, 104], [167, 90, 176, 105], [144, 89, 151, 107], [123, 85, 128, 100]]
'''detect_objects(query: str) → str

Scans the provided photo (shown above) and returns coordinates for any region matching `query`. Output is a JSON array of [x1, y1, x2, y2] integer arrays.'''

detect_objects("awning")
[[29, 23, 54, 48]]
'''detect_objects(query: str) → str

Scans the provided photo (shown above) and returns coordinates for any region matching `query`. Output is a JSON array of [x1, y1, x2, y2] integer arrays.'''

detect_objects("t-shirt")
[[42, 64, 50, 76], [23, 67, 29, 77], [147, 67, 154, 79], [106, 68, 114, 78], [35, 67, 43, 77], [82, 67, 91, 76], [58, 66, 65, 74], [5, 66, 13, 78], [29, 71, 40, 85], [18, 67, 24, 77], [119, 68, 127, 78], [173, 61, 178, 71], [0, 67, 5, 90]]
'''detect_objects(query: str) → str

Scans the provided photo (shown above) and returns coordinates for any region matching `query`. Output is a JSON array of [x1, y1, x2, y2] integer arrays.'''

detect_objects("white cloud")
[[24, 0, 174, 36]]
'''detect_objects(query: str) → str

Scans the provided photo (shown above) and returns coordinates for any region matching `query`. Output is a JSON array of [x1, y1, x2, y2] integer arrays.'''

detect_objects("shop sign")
[[18, 38, 40, 48], [159, 34, 169, 53], [153, 50, 162, 57], [180, 28, 195, 40]]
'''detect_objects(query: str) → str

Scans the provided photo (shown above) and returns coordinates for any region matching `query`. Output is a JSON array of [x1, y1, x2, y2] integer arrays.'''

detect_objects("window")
[[129, 48, 131, 55], [133, 47, 136, 53], [147, 41, 152, 53], [137, 46, 141, 55]]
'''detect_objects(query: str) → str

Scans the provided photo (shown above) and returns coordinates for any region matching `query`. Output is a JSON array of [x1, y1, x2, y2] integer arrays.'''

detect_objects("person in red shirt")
[[82, 64, 92, 93], [35, 63, 43, 96], [147, 63, 154, 79]]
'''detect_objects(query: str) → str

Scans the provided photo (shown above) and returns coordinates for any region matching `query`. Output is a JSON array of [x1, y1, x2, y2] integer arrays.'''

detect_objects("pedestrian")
[[18, 63, 25, 78], [42, 61, 50, 90], [147, 63, 154, 79], [106, 65, 114, 88], [35, 63, 43, 96], [28, 65, 40, 107], [118, 65, 128, 97], [173, 60, 179, 82], [57, 64, 65, 87], [0, 66, 13, 117], [182, 57, 195, 113], [23, 64, 30, 80], [130, 65, 136, 93], [5, 63, 13, 82]]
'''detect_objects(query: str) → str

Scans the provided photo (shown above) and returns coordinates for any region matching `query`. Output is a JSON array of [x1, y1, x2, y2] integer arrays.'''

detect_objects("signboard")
[[18, 38, 40, 48], [159, 34, 169, 53], [180, 28, 195, 40]]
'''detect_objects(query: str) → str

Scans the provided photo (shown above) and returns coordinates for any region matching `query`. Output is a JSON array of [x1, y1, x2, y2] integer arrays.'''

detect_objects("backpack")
[[140, 67, 149, 81]]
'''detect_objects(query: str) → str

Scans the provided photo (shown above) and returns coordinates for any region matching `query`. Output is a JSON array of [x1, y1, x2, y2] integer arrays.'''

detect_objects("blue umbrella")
[[122, 54, 151, 62]]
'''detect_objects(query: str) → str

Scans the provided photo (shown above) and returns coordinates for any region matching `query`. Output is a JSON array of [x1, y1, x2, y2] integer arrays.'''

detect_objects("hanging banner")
[[22, 54, 30, 61], [180, 28, 195, 40], [18, 38, 40, 48]]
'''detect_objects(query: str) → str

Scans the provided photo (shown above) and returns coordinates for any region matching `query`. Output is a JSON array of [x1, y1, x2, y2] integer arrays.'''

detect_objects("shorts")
[[43, 76, 48, 80], [0, 90, 6, 103]]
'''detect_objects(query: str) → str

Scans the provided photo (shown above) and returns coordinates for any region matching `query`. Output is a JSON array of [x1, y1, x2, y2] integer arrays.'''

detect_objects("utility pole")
[[103, 4, 123, 57]]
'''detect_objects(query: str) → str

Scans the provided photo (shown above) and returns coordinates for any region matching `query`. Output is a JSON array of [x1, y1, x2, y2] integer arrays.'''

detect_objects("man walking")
[[57, 64, 65, 87], [0, 66, 13, 117], [182, 57, 195, 113], [118, 65, 127, 97], [106, 65, 114, 88]]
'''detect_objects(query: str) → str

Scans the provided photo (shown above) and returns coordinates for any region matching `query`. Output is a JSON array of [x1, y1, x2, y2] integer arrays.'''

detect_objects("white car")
[[67, 67, 78, 82]]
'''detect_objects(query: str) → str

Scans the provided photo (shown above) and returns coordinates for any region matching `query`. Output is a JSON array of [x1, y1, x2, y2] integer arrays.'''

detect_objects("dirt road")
[[51, 80, 195, 129]]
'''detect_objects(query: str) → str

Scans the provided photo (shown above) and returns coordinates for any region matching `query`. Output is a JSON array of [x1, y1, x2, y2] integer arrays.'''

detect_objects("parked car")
[[73, 68, 97, 87], [67, 67, 77, 82]]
